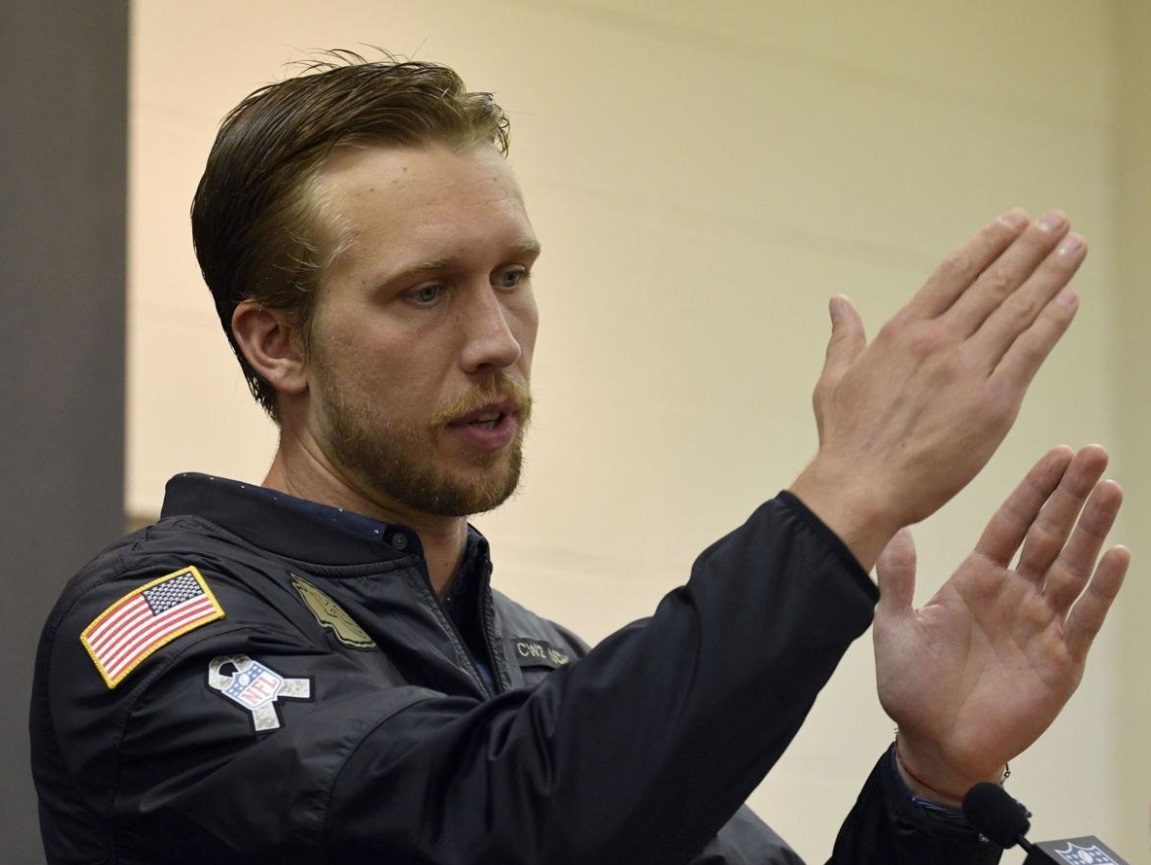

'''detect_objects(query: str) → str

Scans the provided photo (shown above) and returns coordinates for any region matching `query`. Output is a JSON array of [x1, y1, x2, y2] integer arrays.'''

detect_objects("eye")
[[407, 283, 444, 306], [495, 268, 529, 290]]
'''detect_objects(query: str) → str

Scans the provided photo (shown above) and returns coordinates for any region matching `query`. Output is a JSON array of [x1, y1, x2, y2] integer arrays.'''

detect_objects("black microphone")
[[962, 782, 1132, 864]]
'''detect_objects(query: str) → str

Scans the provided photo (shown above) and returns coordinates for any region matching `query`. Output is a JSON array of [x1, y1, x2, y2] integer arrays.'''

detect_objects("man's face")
[[301, 142, 540, 519]]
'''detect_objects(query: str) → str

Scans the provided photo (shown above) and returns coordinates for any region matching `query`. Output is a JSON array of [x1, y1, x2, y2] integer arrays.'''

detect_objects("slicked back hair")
[[191, 52, 511, 420]]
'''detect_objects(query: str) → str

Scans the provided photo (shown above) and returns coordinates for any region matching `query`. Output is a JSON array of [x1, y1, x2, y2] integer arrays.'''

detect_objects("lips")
[[468, 412, 502, 430], [441, 398, 523, 451], [445, 399, 521, 430]]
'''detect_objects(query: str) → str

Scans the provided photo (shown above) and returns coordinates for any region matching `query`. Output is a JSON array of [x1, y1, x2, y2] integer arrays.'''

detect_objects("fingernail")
[[1057, 233, 1085, 256], [1037, 210, 1069, 233], [998, 208, 1029, 231], [1057, 288, 1079, 309]]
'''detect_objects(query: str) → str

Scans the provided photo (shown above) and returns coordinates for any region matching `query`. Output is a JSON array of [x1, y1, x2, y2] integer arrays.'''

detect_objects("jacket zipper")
[[418, 559, 496, 699]]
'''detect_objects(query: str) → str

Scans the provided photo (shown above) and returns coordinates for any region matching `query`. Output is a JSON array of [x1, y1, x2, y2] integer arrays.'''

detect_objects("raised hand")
[[791, 210, 1086, 569], [872, 445, 1129, 801]]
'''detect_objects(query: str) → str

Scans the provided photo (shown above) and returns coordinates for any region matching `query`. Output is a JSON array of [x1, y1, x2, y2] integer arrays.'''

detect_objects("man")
[[31, 55, 1128, 864]]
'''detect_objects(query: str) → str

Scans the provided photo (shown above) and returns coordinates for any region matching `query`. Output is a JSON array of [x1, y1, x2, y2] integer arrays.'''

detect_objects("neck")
[[263, 442, 469, 596]]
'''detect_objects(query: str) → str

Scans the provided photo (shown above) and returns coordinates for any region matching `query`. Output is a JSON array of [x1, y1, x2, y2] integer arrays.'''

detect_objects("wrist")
[[887, 745, 970, 826], [893, 730, 1009, 807], [789, 458, 900, 571]]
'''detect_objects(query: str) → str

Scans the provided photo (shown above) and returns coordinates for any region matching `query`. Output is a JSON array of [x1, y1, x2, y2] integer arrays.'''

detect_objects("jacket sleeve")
[[825, 747, 1002, 865], [689, 805, 805, 864], [321, 492, 875, 864], [40, 493, 973, 865]]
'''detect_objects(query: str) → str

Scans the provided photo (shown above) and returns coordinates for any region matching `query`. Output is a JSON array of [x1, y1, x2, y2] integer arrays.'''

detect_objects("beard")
[[315, 367, 532, 518]]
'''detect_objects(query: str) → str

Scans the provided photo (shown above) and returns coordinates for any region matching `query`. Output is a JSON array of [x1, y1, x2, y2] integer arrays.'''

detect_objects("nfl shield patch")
[[81, 566, 225, 688], [207, 654, 311, 732]]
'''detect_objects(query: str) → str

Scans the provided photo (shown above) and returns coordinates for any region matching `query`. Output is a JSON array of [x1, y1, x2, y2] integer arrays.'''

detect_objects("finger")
[[988, 284, 1080, 391], [1064, 544, 1130, 663], [813, 297, 866, 437], [941, 211, 1072, 338], [1015, 445, 1110, 584], [970, 231, 1086, 374], [823, 295, 866, 376], [1042, 479, 1123, 613], [973, 446, 1074, 566], [905, 209, 1030, 319], [876, 528, 917, 614]]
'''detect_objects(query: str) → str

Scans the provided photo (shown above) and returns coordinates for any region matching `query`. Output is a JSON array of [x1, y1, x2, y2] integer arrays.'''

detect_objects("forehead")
[[313, 142, 535, 270]]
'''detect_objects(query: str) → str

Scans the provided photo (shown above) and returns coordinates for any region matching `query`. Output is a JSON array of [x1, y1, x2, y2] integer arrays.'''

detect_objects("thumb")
[[822, 295, 866, 382], [876, 527, 917, 614]]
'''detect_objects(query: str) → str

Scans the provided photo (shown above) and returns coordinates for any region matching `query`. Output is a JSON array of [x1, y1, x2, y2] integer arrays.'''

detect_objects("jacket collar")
[[160, 472, 462, 567]]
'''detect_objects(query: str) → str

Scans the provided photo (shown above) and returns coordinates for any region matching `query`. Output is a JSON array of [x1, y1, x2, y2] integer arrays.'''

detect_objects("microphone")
[[963, 781, 1032, 847], [962, 782, 1132, 864]]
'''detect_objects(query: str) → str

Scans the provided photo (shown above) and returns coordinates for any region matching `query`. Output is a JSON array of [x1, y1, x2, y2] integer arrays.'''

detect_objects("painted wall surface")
[[1113, 2, 1151, 862], [130, 2, 1143, 859]]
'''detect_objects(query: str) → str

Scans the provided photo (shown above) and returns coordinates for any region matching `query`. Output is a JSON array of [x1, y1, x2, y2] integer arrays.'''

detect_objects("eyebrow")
[[395, 239, 543, 278]]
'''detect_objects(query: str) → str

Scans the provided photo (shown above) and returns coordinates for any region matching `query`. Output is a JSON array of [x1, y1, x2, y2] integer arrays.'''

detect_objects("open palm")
[[873, 445, 1129, 799]]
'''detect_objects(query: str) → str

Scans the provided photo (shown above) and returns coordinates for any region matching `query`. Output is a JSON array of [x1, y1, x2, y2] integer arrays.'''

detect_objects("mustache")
[[430, 373, 532, 428]]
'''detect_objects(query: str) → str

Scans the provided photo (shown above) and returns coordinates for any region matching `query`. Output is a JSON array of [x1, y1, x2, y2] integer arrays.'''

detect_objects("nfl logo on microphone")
[[1039, 839, 1128, 865], [1054, 844, 1114, 864]]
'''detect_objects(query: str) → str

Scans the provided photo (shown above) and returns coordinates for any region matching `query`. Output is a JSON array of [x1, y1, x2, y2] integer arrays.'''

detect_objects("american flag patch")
[[81, 566, 225, 689]]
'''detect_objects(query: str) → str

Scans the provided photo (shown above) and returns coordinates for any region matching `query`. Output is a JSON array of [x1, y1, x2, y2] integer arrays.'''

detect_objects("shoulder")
[[37, 515, 310, 707], [47, 514, 289, 633]]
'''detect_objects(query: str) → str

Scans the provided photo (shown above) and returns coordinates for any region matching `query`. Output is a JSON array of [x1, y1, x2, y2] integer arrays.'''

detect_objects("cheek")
[[314, 307, 418, 378], [311, 332, 422, 407]]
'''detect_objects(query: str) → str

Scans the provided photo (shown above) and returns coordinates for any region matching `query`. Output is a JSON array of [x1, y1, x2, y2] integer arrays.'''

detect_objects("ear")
[[231, 300, 309, 398]]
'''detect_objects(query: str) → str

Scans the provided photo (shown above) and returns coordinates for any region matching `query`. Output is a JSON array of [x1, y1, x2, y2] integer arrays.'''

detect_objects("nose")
[[459, 286, 523, 374]]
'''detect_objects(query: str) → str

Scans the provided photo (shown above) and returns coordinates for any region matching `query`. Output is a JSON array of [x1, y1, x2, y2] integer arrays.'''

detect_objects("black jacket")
[[31, 473, 999, 864]]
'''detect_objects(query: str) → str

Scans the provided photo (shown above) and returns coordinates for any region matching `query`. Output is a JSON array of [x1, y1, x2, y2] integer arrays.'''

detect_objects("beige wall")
[[129, 1, 1145, 859], [1114, 1, 1151, 861]]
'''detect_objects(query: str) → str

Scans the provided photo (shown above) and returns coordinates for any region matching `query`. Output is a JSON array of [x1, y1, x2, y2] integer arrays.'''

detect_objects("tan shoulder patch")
[[291, 574, 376, 649]]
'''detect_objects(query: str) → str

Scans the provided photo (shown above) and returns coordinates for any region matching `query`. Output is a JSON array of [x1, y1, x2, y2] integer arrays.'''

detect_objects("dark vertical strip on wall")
[[0, 2, 129, 862]]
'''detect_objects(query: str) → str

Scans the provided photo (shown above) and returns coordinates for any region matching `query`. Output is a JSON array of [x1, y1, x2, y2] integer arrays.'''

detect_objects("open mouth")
[[441, 405, 518, 450], [446, 399, 520, 430], [468, 411, 504, 430]]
